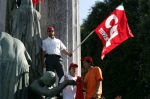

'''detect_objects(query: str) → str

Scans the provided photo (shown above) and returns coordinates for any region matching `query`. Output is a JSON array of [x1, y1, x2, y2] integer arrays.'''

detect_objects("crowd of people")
[[41, 26, 103, 99]]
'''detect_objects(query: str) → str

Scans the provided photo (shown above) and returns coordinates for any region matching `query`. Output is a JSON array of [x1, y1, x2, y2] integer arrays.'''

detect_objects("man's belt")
[[45, 54, 61, 58]]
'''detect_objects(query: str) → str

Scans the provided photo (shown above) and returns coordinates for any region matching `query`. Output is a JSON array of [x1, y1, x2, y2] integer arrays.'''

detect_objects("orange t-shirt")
[[84, 66, 103, 99]]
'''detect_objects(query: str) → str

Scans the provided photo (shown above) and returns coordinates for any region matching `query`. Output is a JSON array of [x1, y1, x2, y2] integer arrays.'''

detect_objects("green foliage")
[[81, 0, 150, 98]]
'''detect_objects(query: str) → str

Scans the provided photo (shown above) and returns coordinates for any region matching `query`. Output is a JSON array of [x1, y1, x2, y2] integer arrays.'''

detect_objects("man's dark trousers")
[[45, 55, 64, 80]]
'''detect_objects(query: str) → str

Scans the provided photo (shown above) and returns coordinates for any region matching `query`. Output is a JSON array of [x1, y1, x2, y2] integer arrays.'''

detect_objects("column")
[[0, 0, 7, 32]]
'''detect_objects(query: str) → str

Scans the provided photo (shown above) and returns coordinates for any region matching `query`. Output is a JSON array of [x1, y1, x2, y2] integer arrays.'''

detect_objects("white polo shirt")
[[42, 37, 66, 55], [60, 75, 77, 99]]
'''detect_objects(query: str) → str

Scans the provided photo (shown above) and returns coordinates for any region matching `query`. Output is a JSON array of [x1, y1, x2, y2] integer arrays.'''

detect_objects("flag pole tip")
[[121, 3, 123, 6]]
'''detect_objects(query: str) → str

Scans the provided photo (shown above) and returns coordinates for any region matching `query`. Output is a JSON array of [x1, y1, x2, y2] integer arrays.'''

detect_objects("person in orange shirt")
[[81, 56, 103, 99]]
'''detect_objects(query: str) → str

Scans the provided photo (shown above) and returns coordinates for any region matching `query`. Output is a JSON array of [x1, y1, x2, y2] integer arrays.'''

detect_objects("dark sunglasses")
[[48, 30, 54, 32]]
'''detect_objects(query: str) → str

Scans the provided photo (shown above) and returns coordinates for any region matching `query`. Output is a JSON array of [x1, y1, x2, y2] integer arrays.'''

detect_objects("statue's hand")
[[65, 80, 76, 85], [59, 80, 76, 91]]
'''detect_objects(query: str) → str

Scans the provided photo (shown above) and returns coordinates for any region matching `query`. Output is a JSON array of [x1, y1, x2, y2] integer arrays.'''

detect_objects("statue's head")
[[20, 0, 33, 8], [40, 71, 56, 87], [21, 0, 32, 5]]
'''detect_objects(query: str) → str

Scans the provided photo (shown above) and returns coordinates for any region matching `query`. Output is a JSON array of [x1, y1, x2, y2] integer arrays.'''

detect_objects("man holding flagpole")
[[41, 26, 72, 81]]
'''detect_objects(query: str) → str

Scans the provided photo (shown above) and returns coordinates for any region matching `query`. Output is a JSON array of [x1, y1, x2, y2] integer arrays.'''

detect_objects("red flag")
[[75, 76, 84, 99], [32, 0, 43, 6], [94, 3, 134, 60]]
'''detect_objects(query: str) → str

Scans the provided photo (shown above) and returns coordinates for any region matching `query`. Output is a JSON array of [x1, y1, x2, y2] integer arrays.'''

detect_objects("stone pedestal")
[[0, 0, 7, 32], [40, 0, 81, 75]]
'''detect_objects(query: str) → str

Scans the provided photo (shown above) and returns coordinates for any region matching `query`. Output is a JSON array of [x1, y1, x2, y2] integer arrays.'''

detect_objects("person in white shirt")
[[60, 63, 78, 99], [41, 26, 72, 80]]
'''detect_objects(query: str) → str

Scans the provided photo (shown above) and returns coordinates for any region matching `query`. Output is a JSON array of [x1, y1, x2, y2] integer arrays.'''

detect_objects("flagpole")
[[64, 30, 94, 75], [72, 30, 94, 53], [63, 31, 94, 76]]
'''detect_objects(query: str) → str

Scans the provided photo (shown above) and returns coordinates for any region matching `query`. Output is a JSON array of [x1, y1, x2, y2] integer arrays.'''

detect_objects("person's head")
[[114, 92, 122, 99], [39, 71, 56, 87], [47, 26, 55, 38], [69, 62, 78, 77], [114, 96, 122, 99], [81, 56, 93, 69]]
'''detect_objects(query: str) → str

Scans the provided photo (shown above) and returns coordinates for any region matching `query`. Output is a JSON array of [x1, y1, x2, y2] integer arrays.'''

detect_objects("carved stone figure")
[[11, 0, 42, 82], [30, 71, 76, 99], [0, 32, 31, 99]]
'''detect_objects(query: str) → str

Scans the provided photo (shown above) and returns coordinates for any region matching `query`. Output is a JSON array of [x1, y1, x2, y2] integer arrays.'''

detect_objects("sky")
[[80, 0, 104, 24]]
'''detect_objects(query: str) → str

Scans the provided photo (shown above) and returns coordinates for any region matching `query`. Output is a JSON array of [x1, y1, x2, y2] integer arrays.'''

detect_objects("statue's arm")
[[30, 80, 53, 96], [30, 80, 76, 97], [44, 80, 76, 97]]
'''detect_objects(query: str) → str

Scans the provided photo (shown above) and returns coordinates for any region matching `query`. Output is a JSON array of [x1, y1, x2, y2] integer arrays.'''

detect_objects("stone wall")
[[0, 0, 7, 32]]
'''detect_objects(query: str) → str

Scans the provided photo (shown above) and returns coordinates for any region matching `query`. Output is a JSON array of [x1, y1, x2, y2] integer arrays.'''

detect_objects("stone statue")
[[11, 0, 42, 82], [0, 32, 31, 99], [30, 71, 76, 99]]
